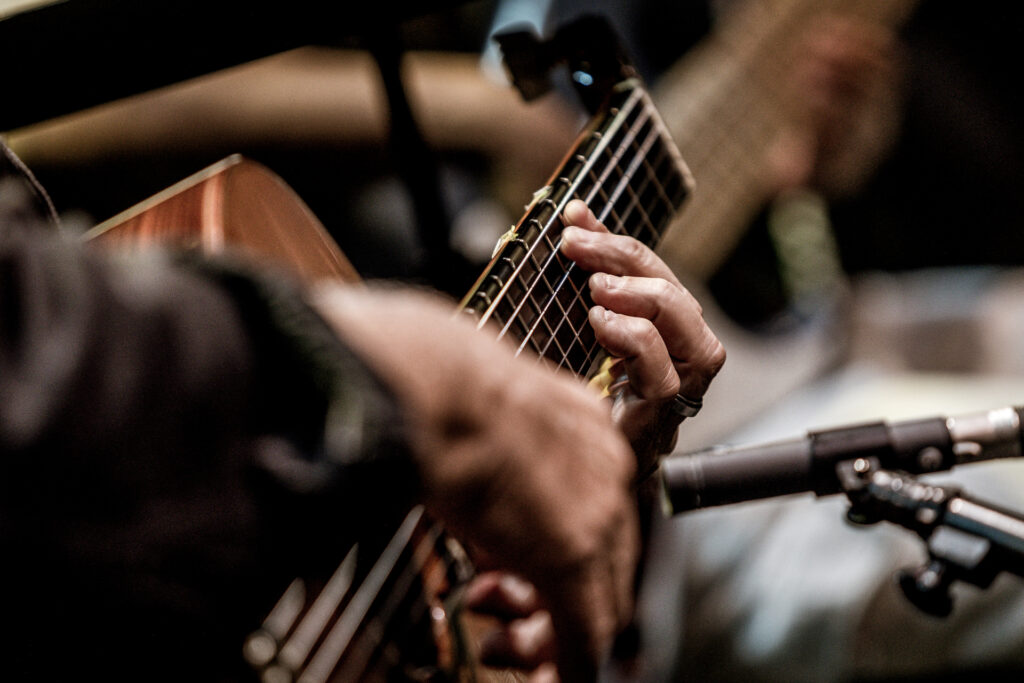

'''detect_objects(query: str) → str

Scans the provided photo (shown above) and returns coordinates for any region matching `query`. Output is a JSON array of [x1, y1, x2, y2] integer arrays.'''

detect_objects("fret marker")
[[491, 225, 518, 259], [526, 184, 552, 212]]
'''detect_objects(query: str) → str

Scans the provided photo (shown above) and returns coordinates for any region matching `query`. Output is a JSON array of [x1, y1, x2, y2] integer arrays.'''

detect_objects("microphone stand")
[[835, 457, 1024, 617]]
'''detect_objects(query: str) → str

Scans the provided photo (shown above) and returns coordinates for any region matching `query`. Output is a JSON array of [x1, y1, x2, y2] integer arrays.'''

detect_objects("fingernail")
[[578, 201, 597, 223], [566, 198, 591, 221]]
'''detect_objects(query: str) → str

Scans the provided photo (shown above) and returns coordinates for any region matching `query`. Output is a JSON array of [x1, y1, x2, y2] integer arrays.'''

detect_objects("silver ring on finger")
[[670, 393, 702, 419]]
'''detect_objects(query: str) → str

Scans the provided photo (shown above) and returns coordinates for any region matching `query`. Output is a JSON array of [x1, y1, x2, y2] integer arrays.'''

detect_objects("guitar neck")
[[459, 78, 693, 379], [654, 0, 921, 281]]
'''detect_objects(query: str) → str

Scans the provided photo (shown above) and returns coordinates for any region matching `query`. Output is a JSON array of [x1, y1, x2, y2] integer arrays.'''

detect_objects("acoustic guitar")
[[85, 28, 693, 683], [654, 0, 921, 281]]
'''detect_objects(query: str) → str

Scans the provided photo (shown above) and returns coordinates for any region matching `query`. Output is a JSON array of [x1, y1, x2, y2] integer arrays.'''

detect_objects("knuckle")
[[680, 286, 704, 316], [658, 363, 681, 398], [652, 277, 676, 303], [704, 336, 727, 375], [620, 235, 649, 265], [562, 497, 631, 568], [634, 318, 660, 347], [561, 530, 604, 571], [675, 334, 727, 395]]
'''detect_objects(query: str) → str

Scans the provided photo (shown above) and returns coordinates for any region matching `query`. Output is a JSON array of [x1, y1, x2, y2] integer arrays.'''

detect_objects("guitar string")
[[338, 180, 678, 681], [522, 124, 686, 376], [283, 508, 428, 682], [475, 86, 646, 333], [273, 546, 359, 671], [324, 9, 862, 666], [312, 519, 448, 683], [530, 125, 670, 371], [304, 513, 463, 682], [512, 103, 683, 372], [540, 141, 680, 374], [537, 120, 683, 369], [289, 2, 924, 676], [527, 140, 679, 377], [495, 102, 653, 348], [254, 3, 907, 675], [328, 117, 681, 683], [501, 86, 687, 356], [491, 134, 684, 373], [495, 98, 656, 352]]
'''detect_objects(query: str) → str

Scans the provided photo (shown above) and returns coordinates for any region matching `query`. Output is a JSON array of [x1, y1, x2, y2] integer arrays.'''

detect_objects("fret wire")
[[541, 268, 594, 371], [508, 105, 661, 357], [644, 138, 691, 224], [498, 156, 644, 348], [519, 113, 673, 366], [580, 324, 607, 371], [478, 87, 647, 332], [539, 261, 587, 352], [591, 109, 668, 227], [575, 331, 604, 378], [507, 137, 651, 358], [532, 267, 559, 351], [603, 140, 671, 243], [606, 181, 648, 245], [528, 114, 671, 331], [624, 128, 685, 240], [519, 116, 672, 367], [629, 146, 675, 242], [493, 297, 541, 355], [535, 261, 589, 367]]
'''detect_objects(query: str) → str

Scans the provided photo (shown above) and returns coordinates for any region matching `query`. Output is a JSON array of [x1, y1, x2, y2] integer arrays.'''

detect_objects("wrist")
[[186, 257, 419, 508]]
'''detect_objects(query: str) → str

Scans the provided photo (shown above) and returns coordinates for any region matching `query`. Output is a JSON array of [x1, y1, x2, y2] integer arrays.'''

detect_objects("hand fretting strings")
[[465, 81, 691, 379]]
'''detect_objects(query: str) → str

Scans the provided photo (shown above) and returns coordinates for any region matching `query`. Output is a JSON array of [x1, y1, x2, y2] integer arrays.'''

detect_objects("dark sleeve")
[[0, 171, 414, 679]]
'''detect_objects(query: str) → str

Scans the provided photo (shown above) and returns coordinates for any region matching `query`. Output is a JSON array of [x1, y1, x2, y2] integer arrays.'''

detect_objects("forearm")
[[0, 218, 422, 676], [0, 230, 253, 467]]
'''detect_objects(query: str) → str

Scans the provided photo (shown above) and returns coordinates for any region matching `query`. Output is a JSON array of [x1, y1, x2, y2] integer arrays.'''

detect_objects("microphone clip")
[[834, 457, 1024, 617]]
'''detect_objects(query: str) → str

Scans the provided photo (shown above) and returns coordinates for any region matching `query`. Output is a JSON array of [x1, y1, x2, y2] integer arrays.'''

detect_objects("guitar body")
[[85, 154, 359, 286]]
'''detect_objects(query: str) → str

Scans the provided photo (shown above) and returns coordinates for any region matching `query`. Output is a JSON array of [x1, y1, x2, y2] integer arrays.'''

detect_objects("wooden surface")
[[85, 154, 360, 285]]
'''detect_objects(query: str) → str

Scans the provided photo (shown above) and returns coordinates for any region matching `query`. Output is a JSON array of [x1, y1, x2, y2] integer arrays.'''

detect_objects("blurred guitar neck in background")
[[654, 0, 920, 285]]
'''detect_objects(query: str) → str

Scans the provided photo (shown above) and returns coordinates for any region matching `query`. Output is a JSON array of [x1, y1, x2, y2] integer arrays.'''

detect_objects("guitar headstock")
[[494, 14, 640, 114]]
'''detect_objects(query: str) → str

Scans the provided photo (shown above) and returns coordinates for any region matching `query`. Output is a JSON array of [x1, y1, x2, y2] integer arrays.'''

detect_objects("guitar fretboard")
[[459, 79, 693, 379]]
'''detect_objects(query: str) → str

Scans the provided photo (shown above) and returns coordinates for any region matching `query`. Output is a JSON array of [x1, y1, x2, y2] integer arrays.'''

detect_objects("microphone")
[[661, 406, 1024, 513]]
